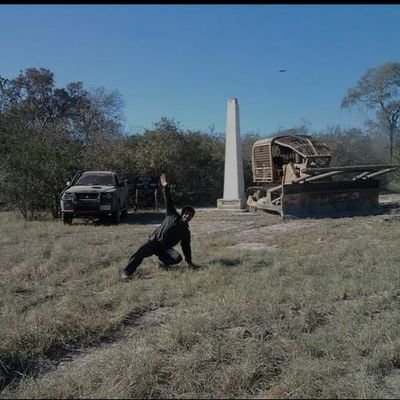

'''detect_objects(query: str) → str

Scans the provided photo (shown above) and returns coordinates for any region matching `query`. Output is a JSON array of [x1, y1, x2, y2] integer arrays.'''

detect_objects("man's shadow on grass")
[[207, 258, 242, 268]]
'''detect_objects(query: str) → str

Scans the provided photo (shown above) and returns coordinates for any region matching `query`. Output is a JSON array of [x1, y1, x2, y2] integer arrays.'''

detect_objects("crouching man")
[[120, 173, 196, 280]]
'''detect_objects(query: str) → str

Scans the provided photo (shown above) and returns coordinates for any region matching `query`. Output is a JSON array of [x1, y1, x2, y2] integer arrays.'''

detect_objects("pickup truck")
[[60, 170, 129, 224]]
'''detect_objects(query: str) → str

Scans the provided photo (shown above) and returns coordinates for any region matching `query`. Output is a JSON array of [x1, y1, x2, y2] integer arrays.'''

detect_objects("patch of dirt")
[[192, 209, 280, 236], [122, 306, 174, 331], [28, 307, 174, 381], [233, 221, 317, 243], [193, 210, 320, 249]]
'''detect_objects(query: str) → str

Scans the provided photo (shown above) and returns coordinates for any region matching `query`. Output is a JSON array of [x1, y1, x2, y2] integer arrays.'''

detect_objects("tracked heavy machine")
[[247, 135, 397, 218]]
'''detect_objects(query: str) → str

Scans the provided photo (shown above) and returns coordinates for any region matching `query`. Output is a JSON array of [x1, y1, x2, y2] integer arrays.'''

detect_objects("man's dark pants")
[[123, 239, 182, 276]]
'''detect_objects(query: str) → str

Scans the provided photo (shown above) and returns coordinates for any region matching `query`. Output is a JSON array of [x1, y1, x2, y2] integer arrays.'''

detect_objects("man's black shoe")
[[120, 271, 133, 281]]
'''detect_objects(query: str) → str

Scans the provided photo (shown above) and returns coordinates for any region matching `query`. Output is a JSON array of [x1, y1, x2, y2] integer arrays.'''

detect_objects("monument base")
[[217, 198, 247, 210]]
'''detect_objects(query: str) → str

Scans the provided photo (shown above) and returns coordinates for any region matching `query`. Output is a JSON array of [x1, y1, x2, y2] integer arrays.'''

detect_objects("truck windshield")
[[75, 174, 115, 186]]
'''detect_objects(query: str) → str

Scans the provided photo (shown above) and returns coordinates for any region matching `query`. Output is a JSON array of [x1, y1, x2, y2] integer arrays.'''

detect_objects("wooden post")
[[155, 189, 159, 212], [135, 189, 138, 213]]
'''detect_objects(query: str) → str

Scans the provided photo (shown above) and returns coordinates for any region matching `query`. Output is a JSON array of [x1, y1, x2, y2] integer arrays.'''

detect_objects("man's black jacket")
[[148, 185, 192, 263]]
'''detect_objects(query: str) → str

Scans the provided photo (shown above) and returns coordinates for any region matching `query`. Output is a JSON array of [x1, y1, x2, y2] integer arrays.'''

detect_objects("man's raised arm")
[[160, 173, 177, 215]]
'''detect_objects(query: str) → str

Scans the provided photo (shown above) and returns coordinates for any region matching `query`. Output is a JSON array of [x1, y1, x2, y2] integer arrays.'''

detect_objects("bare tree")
[[341, 62, 400, 162]]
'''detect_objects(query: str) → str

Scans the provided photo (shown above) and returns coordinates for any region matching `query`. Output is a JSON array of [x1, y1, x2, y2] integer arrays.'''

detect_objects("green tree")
[[0, 68, 125, 219], [178, 130, 224, 205], [0, 68, 87, 218], [126, 118, 225, 206], [341, 62, 400, 162]]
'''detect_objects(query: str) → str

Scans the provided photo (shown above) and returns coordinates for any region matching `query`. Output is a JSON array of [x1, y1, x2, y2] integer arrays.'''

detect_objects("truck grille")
[[75, 193, 100, 210], [75, 204, 100, 211], [76, 193, 100, 201]]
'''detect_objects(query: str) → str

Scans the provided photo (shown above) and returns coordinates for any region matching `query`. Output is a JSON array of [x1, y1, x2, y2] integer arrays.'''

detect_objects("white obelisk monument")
[[217, 98, 247, 209]]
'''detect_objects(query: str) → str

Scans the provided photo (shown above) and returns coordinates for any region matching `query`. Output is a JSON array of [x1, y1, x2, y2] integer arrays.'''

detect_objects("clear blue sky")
[[1, 4, 400, 136]]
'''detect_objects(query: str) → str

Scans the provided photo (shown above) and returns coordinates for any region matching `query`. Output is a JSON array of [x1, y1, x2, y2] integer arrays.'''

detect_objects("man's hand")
[[160, 173, 168, 187]]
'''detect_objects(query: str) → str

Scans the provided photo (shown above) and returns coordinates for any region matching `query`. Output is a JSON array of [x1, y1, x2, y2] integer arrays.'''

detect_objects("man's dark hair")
[[181, 206, 195, 217]]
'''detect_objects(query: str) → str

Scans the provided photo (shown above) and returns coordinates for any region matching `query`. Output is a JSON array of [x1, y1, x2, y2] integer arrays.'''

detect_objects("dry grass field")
[[2, 199, 400, 398]]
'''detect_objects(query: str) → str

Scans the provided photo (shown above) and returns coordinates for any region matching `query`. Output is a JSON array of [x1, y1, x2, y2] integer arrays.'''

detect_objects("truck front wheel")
[[121, 200, 128, 218], [62, 212, 73, 225], [112, 204, 121, 224]]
